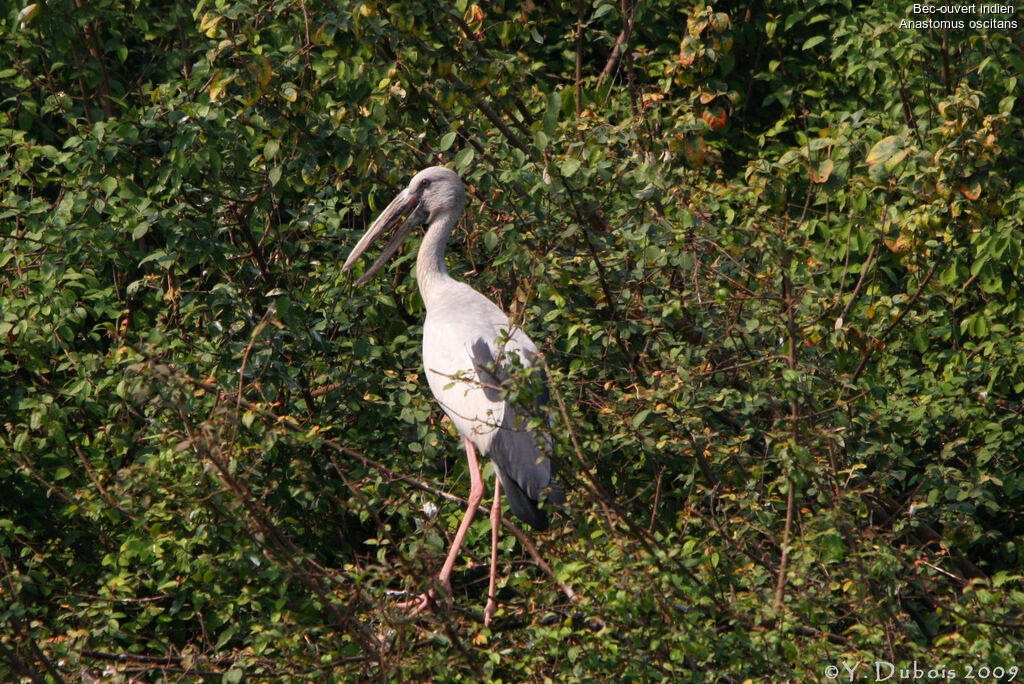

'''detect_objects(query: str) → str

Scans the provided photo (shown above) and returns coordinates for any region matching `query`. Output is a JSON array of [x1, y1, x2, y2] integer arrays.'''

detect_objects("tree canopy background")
[[2, 0, 1022, 680]]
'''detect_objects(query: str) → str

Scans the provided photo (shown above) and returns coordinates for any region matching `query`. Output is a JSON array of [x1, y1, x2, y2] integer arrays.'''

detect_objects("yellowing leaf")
[[199, 11, 220, 31], [254, 55, 272, 89], [959, 179, 982, 200], [200, 12, 223, 37], [209, 70, 232, 101], [866, 135, 901, 167], [810, 158, 834, 183]]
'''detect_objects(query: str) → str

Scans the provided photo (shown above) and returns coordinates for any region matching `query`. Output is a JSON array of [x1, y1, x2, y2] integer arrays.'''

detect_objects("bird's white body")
[[421, 282, 533, 452]]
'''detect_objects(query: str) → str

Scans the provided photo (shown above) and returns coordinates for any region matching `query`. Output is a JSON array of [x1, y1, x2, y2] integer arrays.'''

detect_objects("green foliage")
[[2, 0, 1022, 679]]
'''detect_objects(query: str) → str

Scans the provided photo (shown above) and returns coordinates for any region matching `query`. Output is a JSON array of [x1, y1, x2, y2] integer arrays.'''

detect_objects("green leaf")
[[534, 130, 549, 151], [631, 409, 650, 429], [560, 158, 581, 177], [454, 146, 474, 170], [866, 135, 902, 167], [438, 131, 457, 151], [543, 91, 561, 137], [912, 326, 929, 353], [802, 35, 826, 50], [264, 139, 280, 160], [215, 624, 239, 650]]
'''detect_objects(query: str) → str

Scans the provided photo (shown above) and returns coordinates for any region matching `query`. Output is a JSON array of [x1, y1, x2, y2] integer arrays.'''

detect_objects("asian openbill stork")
[[342, 166, 564, 625]]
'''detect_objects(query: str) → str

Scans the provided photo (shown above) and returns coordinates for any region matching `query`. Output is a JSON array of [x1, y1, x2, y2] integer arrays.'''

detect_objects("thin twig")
[[597, 1, 642, 87], [851, 258, 939, 383]]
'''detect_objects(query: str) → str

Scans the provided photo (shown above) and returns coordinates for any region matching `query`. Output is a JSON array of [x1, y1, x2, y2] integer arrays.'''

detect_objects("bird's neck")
[[416, 209, 458, 309]]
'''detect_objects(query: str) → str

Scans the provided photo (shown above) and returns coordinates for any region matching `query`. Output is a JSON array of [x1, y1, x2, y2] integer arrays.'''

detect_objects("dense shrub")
[[2, 0, 1021, 679]]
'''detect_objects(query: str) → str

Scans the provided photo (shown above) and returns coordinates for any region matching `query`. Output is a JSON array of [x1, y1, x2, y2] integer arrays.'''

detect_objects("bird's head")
[[408, 166, 465, 225], [342, 166, 465, 285]]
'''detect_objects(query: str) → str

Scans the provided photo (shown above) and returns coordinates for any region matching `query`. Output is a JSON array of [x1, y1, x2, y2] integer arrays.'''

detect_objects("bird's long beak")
[[342, 188, 426, 285]]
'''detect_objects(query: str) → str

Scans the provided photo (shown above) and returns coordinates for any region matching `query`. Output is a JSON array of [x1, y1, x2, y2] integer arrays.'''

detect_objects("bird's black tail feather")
[[495, 467, 564, 531]]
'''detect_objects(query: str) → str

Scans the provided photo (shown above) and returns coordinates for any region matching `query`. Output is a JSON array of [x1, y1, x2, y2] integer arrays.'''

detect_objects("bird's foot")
[[393, 591, 432, 617], [483, 595, 498, 627], [393, 583, 453, 618]]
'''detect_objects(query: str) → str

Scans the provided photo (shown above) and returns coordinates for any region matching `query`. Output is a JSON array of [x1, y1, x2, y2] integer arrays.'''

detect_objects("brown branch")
[[940, 28, 952, 95], [773, 207, 807, 614], [557, 184, 647, 384], [232, 204, 270, 280], [597, 1, 642, 87], [882, 48, 924, 147], [450, 9, 491, 59], [772, 483, 795, 613], [837, 241, 879, 325], [73, 0, 115, 118], [868, 494, 987, 581], [575, 0, 584, 123], [75, 445, 137, 521], [851, 258, 939, 383], [474, 98, 537, 162]]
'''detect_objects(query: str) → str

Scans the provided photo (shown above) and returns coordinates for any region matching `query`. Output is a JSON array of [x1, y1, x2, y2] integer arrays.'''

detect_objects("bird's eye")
[[420, 179, 431, 190]]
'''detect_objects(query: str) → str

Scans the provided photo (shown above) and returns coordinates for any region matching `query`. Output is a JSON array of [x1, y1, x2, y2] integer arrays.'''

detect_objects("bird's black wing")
[[469, 336, 564, 531]]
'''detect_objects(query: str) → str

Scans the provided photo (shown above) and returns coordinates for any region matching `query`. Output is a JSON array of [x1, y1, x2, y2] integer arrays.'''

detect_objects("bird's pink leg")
[[484, 476, 501, 626], [398, 436, 484, 617], [437, 436, 485, 591]]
